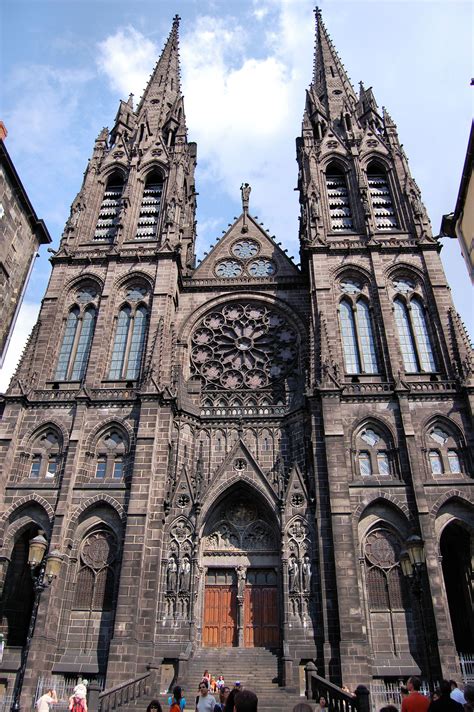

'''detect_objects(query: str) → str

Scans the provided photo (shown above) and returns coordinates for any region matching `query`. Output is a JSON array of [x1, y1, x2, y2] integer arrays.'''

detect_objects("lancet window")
[[354, 424, 397, 479], [55, 284, 99, 381], [73, 529, 118, 611], [393, 277, 436, 373], [136, 171, 163, 239], [326, 165, 353, 231], [426, 423, 464, 476], [94, 428, 128, 481], [27, 428, 62, 481], [367, 162, 398, 230], [338, 278, 378, 374], [94, 171, 124, 241], [364, 528, 404, 611], [108, 283, 149, 380]]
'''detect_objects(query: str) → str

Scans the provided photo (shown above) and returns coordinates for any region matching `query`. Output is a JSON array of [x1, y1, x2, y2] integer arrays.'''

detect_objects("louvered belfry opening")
[[367, 163, 398, 230], [94, 171, 124, 240], [326, 165, 354, 231], [136, 171, 163, 239]]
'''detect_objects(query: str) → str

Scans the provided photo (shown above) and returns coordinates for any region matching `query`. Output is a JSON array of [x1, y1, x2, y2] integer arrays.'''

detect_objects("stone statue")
[[179, 557, 191, 592], [309, 189, 320, 222], [240, 183, 251, 211], [289, 556, 300, 593], [166, 557, 178, 590], [302, 555, 312, 592], [166, 199, 176, 225], [237, 565, 246, 597]]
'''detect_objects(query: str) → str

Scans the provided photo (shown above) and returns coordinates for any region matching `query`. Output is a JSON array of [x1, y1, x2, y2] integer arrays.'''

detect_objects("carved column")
[[236, 565, 247, 647]]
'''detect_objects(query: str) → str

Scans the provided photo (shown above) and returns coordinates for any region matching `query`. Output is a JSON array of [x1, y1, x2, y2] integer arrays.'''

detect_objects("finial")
[[240, 183, 251, 233]]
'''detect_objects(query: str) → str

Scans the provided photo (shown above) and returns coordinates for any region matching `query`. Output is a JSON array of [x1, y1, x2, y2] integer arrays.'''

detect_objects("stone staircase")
[[161, 647, 314, 711]]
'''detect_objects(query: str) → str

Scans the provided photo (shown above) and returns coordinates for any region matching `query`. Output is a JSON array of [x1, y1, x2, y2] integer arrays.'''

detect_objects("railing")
[[305, 663, 370, 712], [460, 652, 474, 684], [98, 673, 151, 712], [35, 676, 105, 712]]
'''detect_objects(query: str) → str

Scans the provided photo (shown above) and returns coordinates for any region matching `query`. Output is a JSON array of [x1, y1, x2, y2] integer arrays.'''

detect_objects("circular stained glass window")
[[215, 260, 243, 278], [232, 240, 259, 259], [248, 259, 276, 277]]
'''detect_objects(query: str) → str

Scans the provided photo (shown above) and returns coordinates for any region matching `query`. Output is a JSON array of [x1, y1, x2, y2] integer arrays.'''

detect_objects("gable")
[[192, 213, 300, 281]]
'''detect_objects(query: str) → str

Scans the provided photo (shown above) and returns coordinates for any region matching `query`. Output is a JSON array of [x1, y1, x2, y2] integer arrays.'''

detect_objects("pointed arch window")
[[55, 305, 97, 381], [136, 172, 163, 239], [426, 424, 464, 476], [74, 530, 118, 611], [355, 426, 397, 479], [94, 172, 124, 241], [367, 164, 397, 230], [27, 430, 62, 481], [109, 304, 148, 380], [394, 297, 436, 373], [326, 166, 353, 231], [339, 298, 378, 374], [93, 429, 128, 481]]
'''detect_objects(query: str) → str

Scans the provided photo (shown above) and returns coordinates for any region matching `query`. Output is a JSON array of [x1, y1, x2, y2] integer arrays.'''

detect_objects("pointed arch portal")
[[200, 485, 280, 649]]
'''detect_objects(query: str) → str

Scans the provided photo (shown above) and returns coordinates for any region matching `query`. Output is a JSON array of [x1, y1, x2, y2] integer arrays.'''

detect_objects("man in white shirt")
[[196, 680, 216, 712], [450, 681, 466, 705], [36, 689, 58, 712]]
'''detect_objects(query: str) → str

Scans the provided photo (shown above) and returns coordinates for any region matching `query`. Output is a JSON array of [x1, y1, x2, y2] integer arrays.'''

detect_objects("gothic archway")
[[440, 522, 474, 654], [199, 486, 280, 649], [0, 528, 35, 646]]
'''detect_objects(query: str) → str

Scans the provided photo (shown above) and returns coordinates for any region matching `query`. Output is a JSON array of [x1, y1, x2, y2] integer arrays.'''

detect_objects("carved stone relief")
[[163, 518, 194, 621]]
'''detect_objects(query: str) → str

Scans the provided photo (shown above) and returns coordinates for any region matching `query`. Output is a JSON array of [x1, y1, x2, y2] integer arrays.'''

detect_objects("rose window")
[[232, 240, 259, 259], [191, 302, 298, 390], [215, 260, 243, 278], [248, 258, 276, 276]]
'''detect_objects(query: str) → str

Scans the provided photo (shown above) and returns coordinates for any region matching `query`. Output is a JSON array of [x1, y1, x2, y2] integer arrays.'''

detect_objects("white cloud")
[[97, 26, 159, 99], [0, 302, 41, 394]]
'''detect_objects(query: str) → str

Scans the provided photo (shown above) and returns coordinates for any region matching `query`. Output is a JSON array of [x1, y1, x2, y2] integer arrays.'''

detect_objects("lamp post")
[[10, 531, 63, 712], [399, 535, 434, 694]]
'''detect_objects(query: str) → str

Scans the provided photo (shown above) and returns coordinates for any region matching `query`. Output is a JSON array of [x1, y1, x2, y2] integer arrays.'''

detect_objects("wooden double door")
[[203, 568, 279, 648]]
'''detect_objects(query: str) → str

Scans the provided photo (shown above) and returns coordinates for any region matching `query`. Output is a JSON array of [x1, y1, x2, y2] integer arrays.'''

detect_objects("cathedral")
[[0, 10, 472, 709]]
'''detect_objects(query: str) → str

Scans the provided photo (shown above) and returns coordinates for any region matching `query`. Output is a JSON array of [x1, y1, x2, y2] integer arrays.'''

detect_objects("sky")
[[0, 0, 472, 391]]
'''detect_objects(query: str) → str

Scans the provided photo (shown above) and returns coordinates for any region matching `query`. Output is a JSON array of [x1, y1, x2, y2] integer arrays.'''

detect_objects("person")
[[214, 686, 230, 712], [451, 683, 466, 706], [196, 680, 216, 711], [429, 680, 464, 712], [147, 700, 163, 712], [168, 685, 186, 711], [402, 677, 430, 712], [36, 689, 58, 712], [463, 686, 474, 712], [210, 677, 217, 694], [234, 689, 258, 712], [224, 689, 238, 712], [202, 671, 211, 684], [315, 696, 328, 712], [69, 684, 88, 712], [216, 678, 225, 693]]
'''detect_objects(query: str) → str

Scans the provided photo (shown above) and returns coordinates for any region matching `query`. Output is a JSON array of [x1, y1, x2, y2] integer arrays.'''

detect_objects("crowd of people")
[[35, 674, 474, 712]]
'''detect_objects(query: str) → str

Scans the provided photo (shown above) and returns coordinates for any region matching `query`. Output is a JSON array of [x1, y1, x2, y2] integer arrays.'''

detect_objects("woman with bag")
[[168, 685, 186, 711]]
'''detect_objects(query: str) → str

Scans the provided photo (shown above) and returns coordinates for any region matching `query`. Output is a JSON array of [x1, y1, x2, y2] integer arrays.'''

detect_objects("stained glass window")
[[74, 530, 117, 611], [215, 260, 243, 278], [95, 458, 107, 479], [429, 450, 443, 474], [410, 297, 436, 372], [232, 240, 259, 259], [377, 451, 390, 476], [339, 300, 360, 373], [112, 458, 124, 479], [125, 305, 147, 379], [359, 451, 372, 476], [356, 300, 378, 373], [447, 450, 461, 474], [248, 259, 277, 276], [109, 307, 131, 379], [394, 299, 418, 372], [30, 455, 41, 478], [46, 457, 58, 478], [55, 305, 96, 381]]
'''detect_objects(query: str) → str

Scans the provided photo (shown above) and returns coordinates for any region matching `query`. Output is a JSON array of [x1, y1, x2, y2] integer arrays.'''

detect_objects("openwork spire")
[[312, 7, 358, 119], [136, 15, 183, 134]]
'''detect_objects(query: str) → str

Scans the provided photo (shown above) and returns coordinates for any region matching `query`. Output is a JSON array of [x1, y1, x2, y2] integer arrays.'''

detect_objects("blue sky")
[[0, 0, 472, 389]]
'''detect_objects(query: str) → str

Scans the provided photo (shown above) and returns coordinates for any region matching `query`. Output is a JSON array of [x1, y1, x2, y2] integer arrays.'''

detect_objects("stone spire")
[[312, 7, 358, 120], [135, 15, 184, 137]]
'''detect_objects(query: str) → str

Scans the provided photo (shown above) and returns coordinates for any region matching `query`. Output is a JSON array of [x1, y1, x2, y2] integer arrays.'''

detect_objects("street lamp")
[[10, 531, 63, 712], [399, 535, 434, 694]]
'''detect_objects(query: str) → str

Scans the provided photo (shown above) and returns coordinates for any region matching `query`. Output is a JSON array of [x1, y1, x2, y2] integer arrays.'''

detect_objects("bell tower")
[[297, 7, 473, 686]]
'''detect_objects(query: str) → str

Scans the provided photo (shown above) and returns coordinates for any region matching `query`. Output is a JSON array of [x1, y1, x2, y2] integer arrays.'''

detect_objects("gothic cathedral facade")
[[0, 11, 472, 702]]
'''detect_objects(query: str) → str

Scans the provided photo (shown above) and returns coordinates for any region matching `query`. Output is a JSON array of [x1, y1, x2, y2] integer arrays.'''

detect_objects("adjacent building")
[[0, 12, 472, 708], [0, 123, 51, 367]]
